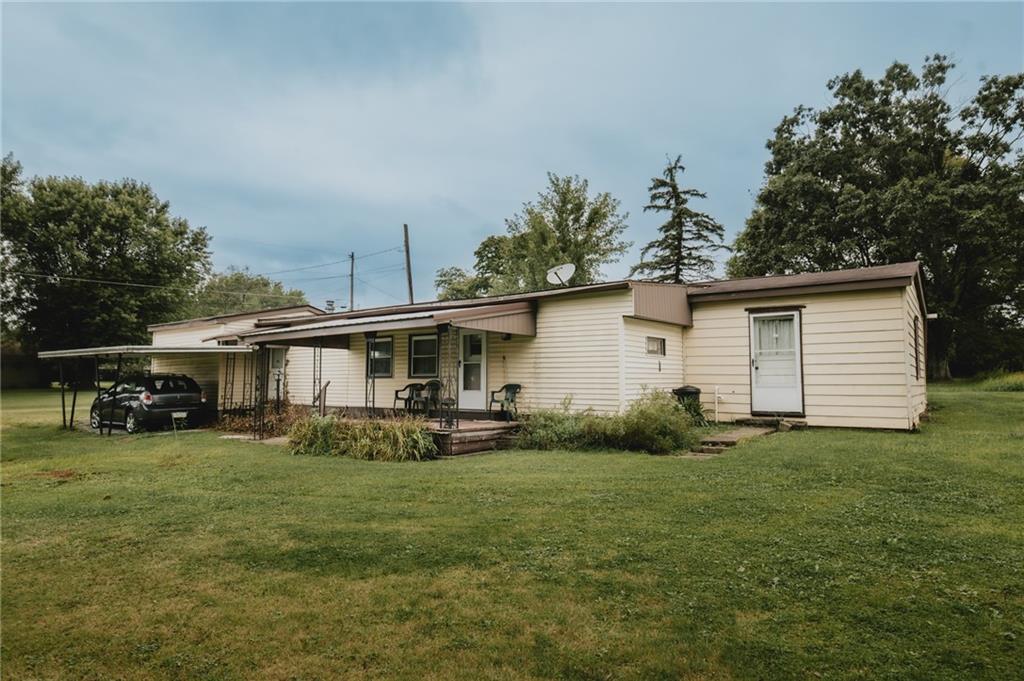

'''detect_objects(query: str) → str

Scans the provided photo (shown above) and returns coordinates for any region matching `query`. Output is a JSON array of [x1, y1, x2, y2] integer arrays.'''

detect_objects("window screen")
[[367, 337, 393, 377], [409, 335, 438, 377], [646, 337, 666, 356]]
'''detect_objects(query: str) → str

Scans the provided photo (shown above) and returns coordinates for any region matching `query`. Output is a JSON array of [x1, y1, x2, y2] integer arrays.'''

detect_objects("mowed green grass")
[[1, 387, 1022, 680]]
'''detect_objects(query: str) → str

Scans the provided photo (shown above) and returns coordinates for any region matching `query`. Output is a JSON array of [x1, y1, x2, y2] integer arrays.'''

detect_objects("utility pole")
[[403, 223, 414, 304], [348, 251, 355, 311]]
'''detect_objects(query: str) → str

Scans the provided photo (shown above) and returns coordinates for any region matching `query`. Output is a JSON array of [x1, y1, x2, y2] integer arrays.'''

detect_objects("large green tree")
[[187, 267, 307, 319], [1, 154, 212, 357], [435, 173, 630, 299], [630, 155, 727, 283], [727, 56, 1024, 378]]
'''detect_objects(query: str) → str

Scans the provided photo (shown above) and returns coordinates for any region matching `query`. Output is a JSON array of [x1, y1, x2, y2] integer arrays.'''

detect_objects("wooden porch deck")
[[428, 419, 519, 456]]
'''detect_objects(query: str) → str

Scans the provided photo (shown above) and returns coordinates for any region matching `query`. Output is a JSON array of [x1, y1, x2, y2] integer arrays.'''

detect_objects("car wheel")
[[90, 408, 101, 429], [125, 410, 139, 434]]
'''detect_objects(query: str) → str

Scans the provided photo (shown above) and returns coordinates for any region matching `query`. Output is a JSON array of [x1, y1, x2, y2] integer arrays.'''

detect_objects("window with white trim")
[[646, 336, 666, 356], [409, 334, 438, 378], [366, 337, 393, 378]]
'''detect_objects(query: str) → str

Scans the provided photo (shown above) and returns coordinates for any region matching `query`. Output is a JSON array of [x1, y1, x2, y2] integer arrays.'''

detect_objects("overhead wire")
[[6, 270, 305, 301], [6, 244, 410, 305], [354, 275, 406, 302]]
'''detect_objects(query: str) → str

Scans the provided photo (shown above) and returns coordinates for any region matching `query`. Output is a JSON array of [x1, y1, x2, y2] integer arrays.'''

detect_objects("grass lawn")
[[2, 387, 1022, 680]]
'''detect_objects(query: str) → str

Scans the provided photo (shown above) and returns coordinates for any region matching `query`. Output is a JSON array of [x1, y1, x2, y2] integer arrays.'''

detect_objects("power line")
[[355, 275, 405, 302], [7, 271, 305, 301], [255, 259, 349, 276], [281, 273, 346, 284], [355, 246, 403, 260], [359, 260, 406, 273]]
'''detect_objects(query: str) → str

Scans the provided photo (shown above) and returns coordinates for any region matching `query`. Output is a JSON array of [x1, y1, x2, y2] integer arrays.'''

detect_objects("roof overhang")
[[687, 276, 916, 303], [38, 345, 253, 359], [146, 304, 324, 332], [241, 302, 537, 346]]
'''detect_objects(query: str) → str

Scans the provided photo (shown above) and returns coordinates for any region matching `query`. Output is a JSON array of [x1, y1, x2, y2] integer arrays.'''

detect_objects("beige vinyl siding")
[[487, 332, 537, 410], [622, 317, 684, 403], [150, 354, 220, 404], [286, 346, 347, 407], [287, 330, 445, 410], [276, 290, 638, 415], [904, 285, 928, 427], [685, 287, 914, 429], [513, 291, 632, 413], [283, 291, 633, 414], [151, 325, 219, 347]]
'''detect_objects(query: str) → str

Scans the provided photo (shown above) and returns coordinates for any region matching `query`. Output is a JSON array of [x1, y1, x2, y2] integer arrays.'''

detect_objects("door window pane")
[[463, 363, 481, 391], [754, 317, 796, 386], [463, 334, 482, 360]]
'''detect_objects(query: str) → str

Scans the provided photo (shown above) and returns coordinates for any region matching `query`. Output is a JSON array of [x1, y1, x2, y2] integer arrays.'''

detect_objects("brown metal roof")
[[39, 345, 252, 359], [241, 301, 540, 346], [263, 281, 636, 328], [146, 304, 324, 331], [686, 262, 922, 304]]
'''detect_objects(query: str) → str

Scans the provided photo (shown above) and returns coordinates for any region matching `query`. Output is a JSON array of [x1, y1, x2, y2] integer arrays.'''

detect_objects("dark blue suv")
[[90, 374, 211, 433]]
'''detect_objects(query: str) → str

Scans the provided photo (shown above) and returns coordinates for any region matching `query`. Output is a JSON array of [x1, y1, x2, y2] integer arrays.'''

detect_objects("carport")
[[37, 345, 254, 435]]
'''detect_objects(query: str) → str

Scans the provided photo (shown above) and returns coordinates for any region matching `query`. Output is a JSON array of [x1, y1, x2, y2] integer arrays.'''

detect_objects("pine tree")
[[630, 156, 727, 283]]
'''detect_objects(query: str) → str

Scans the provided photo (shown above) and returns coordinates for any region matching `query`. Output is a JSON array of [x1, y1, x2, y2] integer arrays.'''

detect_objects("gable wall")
[[622, 317, 685, 404], [684, 287, 913, 429]]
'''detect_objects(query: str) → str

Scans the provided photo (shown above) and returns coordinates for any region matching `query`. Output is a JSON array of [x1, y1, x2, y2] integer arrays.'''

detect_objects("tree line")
[[1, 55, 1021, 378], [435, 56, 1023, 378], [1, 155, 306, 366]]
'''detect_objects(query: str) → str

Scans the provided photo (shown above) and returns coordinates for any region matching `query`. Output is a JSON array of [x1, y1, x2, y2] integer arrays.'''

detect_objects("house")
[[40, 261, 927, 432], [147, 305, 323, 410], [234, 260, 926, 430]]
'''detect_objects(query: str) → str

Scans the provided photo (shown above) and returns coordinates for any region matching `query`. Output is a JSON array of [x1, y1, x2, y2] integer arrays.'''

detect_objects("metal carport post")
[[38, 345, 254, 434]]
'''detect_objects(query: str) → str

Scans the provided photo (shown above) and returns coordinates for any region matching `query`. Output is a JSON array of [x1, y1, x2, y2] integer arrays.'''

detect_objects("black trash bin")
[[672, 385, 701, 403], [673, 385, 708, 426]]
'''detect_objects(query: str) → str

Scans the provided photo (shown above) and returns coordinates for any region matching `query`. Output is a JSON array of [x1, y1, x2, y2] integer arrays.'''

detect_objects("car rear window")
[[148, 377, 200, 394]]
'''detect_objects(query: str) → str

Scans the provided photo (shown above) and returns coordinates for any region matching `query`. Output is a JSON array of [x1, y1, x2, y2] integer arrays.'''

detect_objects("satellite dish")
[[546, 263, 576, 286]]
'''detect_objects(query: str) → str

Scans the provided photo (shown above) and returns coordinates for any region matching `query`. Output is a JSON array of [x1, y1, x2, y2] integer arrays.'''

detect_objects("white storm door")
[[459, 331, 487, 410], [749, 312, 803, 414]]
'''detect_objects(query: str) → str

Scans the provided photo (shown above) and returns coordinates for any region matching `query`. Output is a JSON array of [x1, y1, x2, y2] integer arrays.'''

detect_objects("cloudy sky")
[[3, 2, 1021, 309]]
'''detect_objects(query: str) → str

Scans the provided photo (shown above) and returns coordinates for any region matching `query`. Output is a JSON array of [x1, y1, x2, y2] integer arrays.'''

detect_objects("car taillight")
[[200, 390, 207, 403], [141, 391, 153, 406]]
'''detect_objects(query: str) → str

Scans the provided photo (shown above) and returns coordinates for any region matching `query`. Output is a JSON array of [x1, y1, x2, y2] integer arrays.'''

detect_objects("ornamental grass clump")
[[977, 371, 1024, 392], [288, 416, 437, 461]]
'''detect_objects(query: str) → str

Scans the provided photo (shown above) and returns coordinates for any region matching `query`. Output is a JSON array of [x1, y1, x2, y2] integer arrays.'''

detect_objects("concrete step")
[[701, 426, 775, 446], [699, 445, 726, 455]]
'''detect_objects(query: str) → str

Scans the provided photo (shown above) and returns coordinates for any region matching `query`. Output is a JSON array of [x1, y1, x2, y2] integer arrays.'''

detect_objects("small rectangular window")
[[646, 336, 666, 356], [366, 337, 393, 378], [409, 334, 438, 378], [913, 316, 921, 380]]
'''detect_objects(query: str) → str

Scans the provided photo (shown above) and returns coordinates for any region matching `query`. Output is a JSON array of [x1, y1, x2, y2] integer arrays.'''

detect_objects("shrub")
[[288, 415, 341, 457], [514, 407, 587, 450], [516, 390, 699, 454], [618, 391, 699, 453], [678, 396, 710, 427], [217, 401, 309, 437], [977, 371, 1024, 392], [288, 415, 437, 461]]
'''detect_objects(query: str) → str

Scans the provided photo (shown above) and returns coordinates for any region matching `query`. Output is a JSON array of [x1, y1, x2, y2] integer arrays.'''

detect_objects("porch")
[[427, 418, 519, 456], [240, 301, 535, 440]]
